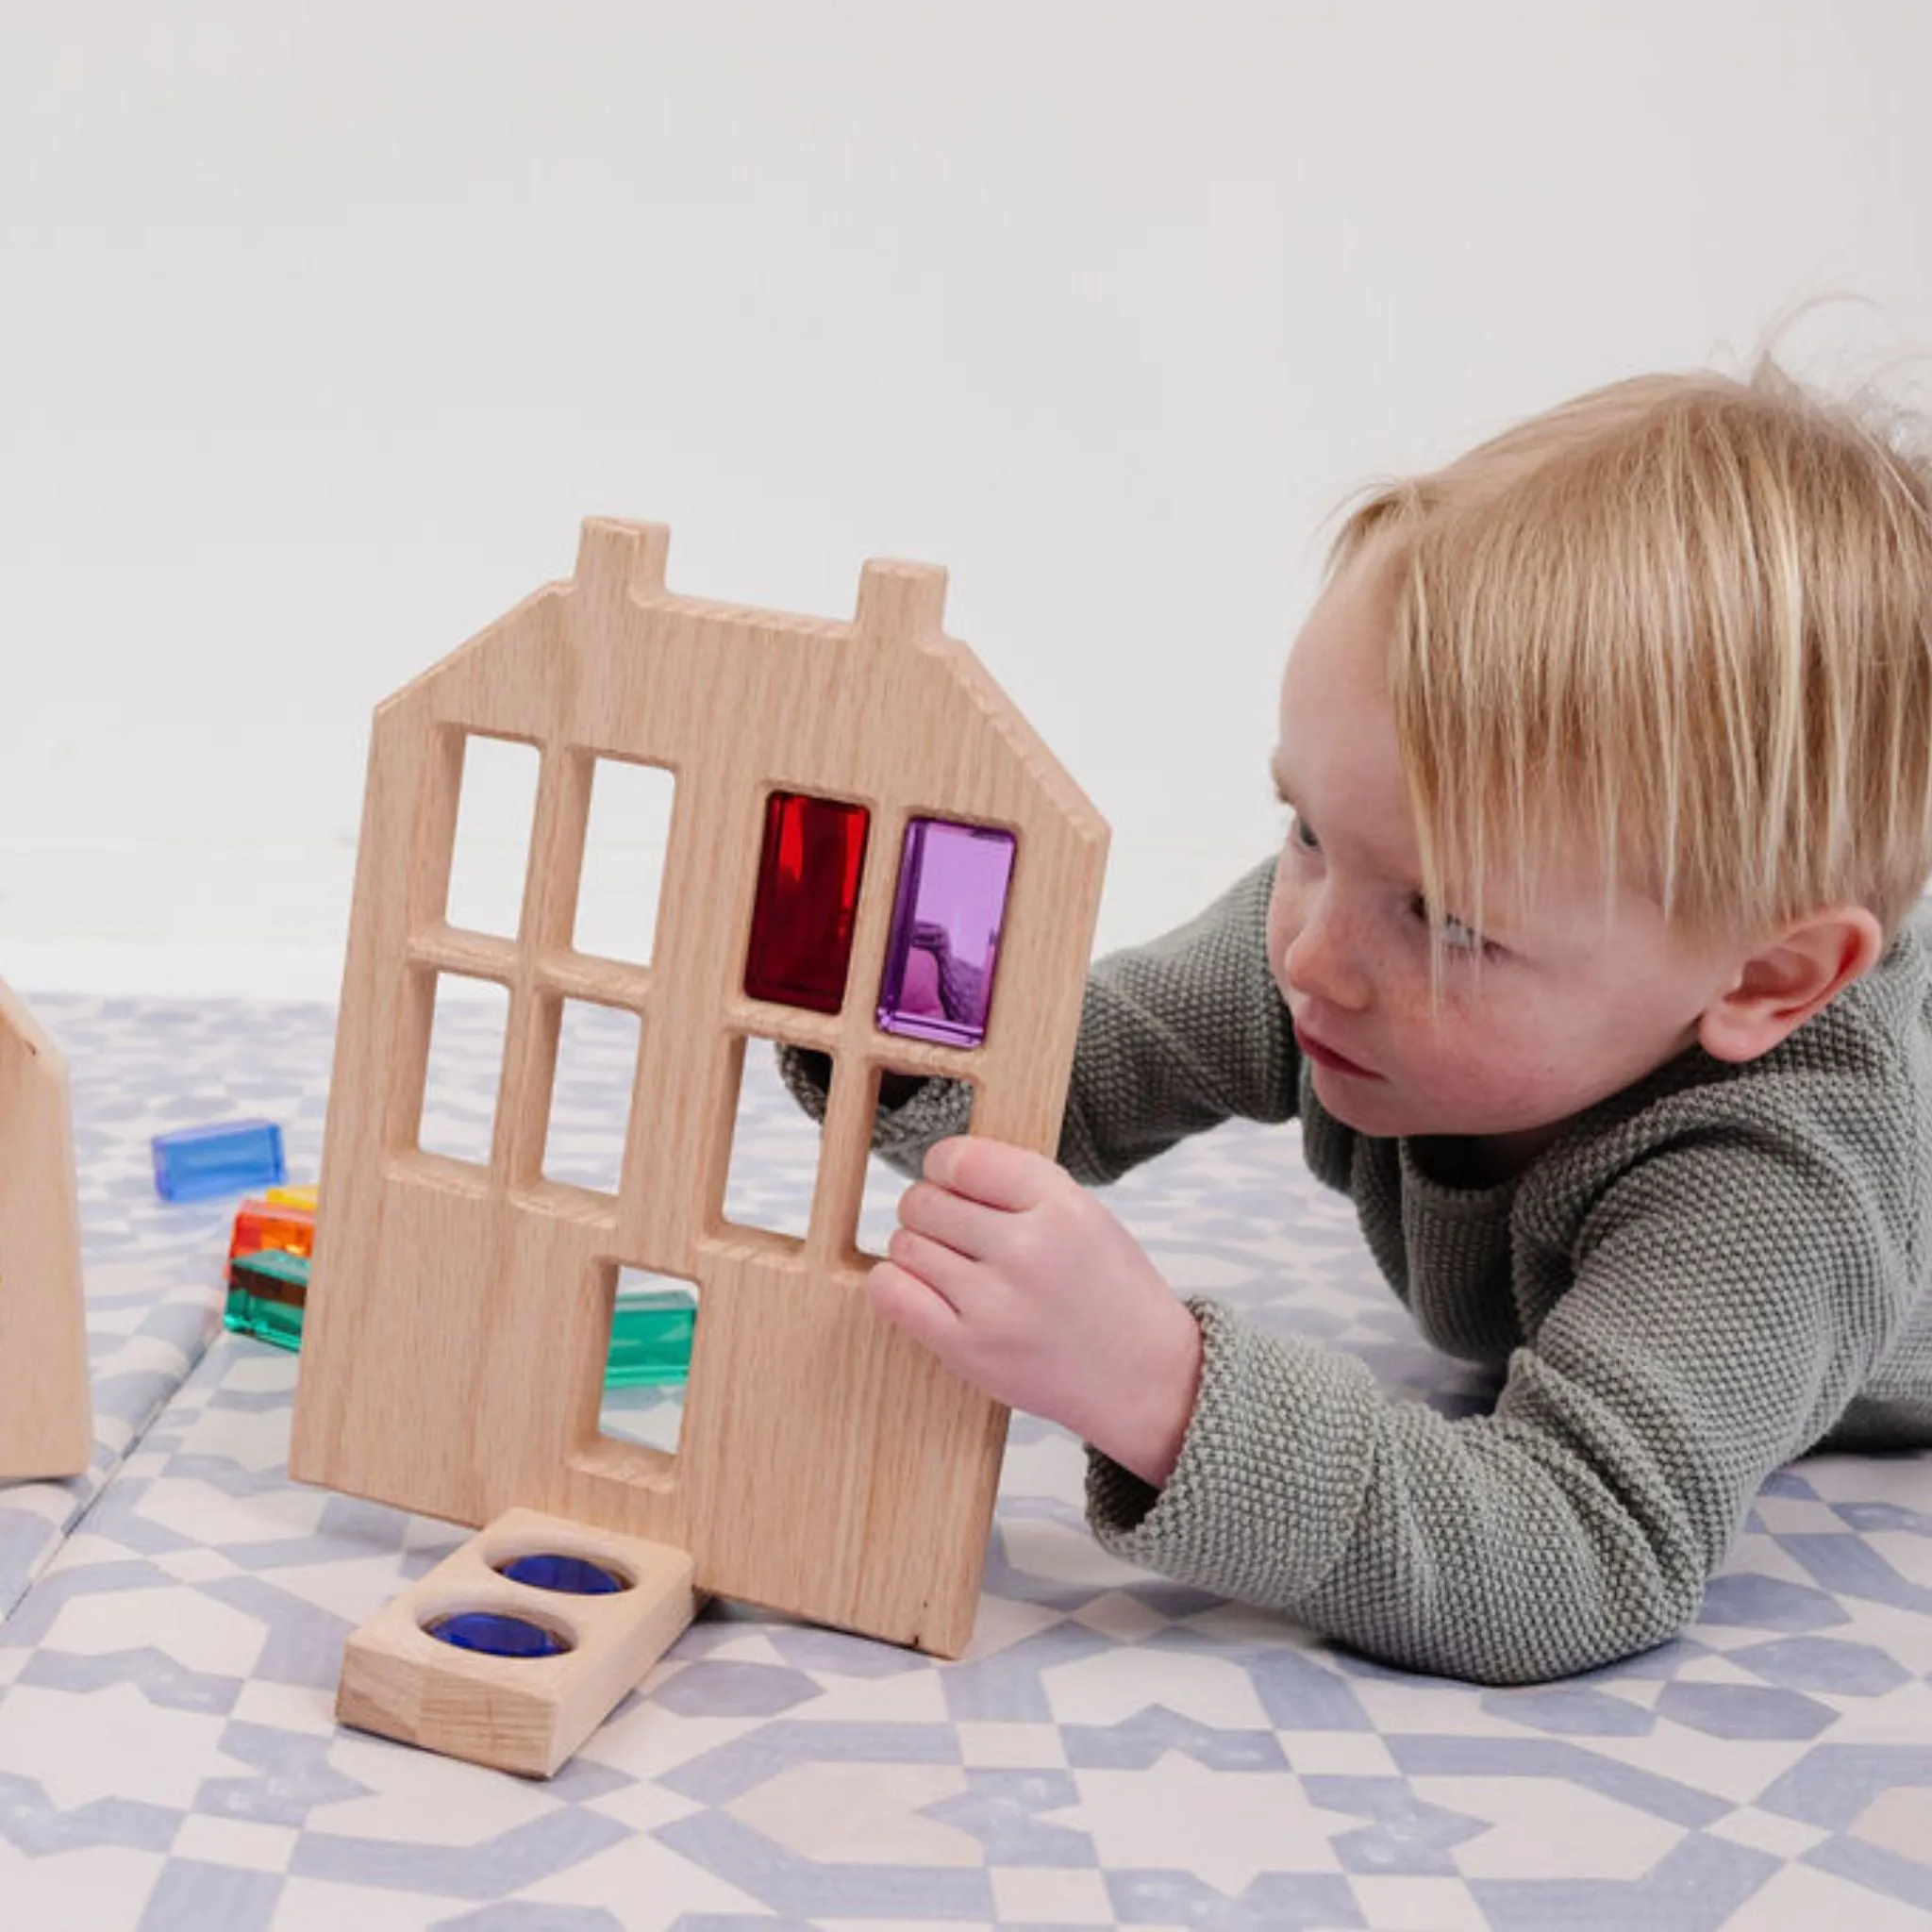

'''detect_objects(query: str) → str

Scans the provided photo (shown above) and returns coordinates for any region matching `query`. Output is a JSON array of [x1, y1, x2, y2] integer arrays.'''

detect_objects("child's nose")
[[1282, 896, 1372, 1011]]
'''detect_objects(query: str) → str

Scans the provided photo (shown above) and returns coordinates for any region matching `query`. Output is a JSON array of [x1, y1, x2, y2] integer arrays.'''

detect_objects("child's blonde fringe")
[[1320, 347, 1932, 1007]]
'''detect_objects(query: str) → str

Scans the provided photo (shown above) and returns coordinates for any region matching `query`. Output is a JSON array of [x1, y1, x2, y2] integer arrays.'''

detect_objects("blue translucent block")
[[424, 1611, 571, 1658], [152, 1119, 288, 1203], [497, 1552, 629, 1595]]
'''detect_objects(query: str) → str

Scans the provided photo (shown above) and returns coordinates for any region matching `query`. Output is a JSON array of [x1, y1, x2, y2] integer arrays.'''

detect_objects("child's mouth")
[[1294, 1023, 1381, 1079]]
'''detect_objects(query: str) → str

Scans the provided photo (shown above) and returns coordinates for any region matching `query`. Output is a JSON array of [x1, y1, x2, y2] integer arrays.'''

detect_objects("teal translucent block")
[[224, 1285, 308, 1350], [605, 1286, 697, 1388], [223, 1251, 695, 1391], [155, 1118, 287, 1203], [224, 1248, 309, 1350]]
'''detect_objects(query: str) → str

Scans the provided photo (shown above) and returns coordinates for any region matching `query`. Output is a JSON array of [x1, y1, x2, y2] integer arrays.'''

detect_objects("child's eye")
[[1409, 893, 1495, 958], [1287, 810, 1319, 854]]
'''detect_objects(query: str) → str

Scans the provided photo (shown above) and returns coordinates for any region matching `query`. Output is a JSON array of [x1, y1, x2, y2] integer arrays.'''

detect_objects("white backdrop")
[[4, 2, 1929, 997]]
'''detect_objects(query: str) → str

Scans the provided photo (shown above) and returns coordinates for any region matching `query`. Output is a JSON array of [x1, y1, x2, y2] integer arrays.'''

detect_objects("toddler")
[[784, 358, 1932, 1684]]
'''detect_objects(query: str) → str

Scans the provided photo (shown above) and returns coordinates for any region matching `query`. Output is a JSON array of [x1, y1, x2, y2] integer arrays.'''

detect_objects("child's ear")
[[1696, 906, 1886, 1063]]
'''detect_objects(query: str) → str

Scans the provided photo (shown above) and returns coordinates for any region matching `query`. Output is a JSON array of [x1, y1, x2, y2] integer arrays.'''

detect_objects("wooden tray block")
[[337, 1507, 696, 1778]]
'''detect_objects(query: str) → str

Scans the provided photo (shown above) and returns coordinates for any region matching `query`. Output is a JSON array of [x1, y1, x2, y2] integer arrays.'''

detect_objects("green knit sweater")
[[779, 858, 1932, 1684]]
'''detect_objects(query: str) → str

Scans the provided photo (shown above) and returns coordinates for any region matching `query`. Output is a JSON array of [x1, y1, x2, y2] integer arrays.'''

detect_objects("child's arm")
[[1080, 1134, 1907, 1683], [776, 855, 1298, 1185]]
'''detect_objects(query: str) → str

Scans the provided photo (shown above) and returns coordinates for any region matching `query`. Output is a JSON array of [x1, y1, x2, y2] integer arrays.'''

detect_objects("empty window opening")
[[541, 1000, 642, 1196], [721, 1036, 829, 1245], [574, 757, 677, 966], [419, 975, 511, 1168], [854, 1066, 977, 1257], [877, 818, 1017, 1048], [742, 791, 871, 1014], [597, 1266, 698, 1457], [446, 735, 541, 938]]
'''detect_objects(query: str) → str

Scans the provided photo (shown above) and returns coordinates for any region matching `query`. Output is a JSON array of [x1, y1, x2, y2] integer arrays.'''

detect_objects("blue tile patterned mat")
[[0, 992, 1929, 1929]]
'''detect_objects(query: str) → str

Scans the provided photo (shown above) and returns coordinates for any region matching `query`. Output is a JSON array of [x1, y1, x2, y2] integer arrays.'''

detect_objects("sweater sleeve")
[[775, 856, 1299, 1185], [1087, 1128, 1908, 1683]]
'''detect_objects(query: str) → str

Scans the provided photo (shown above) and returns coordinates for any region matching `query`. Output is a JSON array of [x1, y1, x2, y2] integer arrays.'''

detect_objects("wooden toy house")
[[0, 979, 92, 1481], [289, 520, 1107, 1772]]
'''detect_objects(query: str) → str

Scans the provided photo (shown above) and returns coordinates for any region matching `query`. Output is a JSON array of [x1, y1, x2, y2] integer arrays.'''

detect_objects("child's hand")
[[870, 1136, 1204, 1488]]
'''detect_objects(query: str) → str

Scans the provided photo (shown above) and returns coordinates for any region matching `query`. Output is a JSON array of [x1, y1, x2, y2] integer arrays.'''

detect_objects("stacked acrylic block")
[[154, 1119, 692, 1385]]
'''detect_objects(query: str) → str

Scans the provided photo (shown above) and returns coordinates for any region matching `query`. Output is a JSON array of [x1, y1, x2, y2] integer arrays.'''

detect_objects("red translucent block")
[[743, 791, 871, 1013]]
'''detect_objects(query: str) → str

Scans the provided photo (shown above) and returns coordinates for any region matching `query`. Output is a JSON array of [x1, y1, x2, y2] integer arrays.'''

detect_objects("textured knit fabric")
[[776, 857, 1932, 1683]]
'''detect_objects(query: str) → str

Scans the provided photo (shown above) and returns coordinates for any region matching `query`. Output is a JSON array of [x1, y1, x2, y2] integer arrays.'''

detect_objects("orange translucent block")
[[229, 1198, 316, 1264], [267, 1184, 319, 1211]]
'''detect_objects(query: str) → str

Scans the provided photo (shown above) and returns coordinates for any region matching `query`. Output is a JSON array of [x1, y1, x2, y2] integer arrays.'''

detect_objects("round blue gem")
[[498, 1552, 629, 1596], [425, 1611, 569, 1658]]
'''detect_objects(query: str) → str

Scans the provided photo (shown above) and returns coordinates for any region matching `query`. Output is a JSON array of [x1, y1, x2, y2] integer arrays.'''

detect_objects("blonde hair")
[[1327, 358, 1932, 999]]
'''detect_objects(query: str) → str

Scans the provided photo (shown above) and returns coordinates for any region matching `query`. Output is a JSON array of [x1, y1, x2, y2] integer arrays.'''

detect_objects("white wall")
[[4, 1, 1929, 998]]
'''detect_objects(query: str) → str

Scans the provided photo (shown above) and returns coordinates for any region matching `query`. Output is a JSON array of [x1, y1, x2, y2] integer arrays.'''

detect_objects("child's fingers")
[[866, 1256, 964, 1355], [897, 1177, 997, 1258], [923, 1135, 1057, 1210], [885, 1226, 982, 1310]]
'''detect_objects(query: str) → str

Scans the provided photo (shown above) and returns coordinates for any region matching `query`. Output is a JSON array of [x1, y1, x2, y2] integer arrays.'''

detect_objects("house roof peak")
[[570, 518, 949, 649]]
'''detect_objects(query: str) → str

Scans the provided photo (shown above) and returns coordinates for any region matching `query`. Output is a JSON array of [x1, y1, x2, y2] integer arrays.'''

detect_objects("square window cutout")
[[541, 999, 642, 1196], [574, 757, 676, 965], [854, 1065, 976, 1257], [446, 735, 541, 938], [419, 975, 510, 1168], [597, 1266, 697, 1457], [721, 1036, 830, 1246]]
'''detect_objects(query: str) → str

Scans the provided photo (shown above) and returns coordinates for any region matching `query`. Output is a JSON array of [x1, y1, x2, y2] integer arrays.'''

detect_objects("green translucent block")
[[225, 1285, 309, 1350], [604, 1287, 697, 1388], [224, 1248, 310, 1351], [222, 1253, 694, 1389]]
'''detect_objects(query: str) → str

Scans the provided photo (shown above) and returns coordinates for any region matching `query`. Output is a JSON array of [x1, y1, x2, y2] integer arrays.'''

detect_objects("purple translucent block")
[[876, 817, 1017, 1048]]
